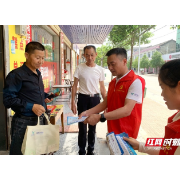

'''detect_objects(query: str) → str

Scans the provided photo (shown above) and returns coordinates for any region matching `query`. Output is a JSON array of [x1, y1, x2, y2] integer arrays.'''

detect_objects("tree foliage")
[[150, 51, 164, 73], [127, 60, 131, 69], [140, 54, 150, 68], [108, 25, 156, 69], [132, 57, 139, 69], [96, 44, 112, 67], [171, 25, 180, 29]]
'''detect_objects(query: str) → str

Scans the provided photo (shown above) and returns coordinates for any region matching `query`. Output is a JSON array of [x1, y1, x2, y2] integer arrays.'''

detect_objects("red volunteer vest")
[[159, 111, 180, 155], [107, 70, 145, 138]]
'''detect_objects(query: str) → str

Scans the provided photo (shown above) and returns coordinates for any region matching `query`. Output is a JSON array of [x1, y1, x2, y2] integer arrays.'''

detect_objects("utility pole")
[[138, 28, 141, 75]]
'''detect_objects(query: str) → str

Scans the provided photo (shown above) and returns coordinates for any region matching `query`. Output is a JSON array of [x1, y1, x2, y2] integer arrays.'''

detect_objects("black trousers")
[[77, 93, 100, 155]]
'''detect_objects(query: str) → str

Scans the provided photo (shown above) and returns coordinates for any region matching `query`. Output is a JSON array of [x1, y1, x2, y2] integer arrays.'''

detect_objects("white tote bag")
[[21, 113, 60, 155]]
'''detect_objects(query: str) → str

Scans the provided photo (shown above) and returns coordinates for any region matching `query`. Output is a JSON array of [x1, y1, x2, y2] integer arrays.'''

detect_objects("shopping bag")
[[21, 113, 60, 155]]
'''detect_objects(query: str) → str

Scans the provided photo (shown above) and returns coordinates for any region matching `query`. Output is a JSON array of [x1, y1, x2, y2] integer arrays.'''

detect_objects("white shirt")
[[116, 70, 143, 104], [73, 63, 105, 94]]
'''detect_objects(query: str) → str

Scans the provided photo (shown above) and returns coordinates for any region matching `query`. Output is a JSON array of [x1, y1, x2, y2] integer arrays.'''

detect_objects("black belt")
[[79, 93, 100, 97], [15, 114, 44, 121]]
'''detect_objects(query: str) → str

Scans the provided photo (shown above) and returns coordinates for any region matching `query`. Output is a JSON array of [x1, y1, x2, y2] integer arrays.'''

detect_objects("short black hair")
[[159, 59, 180, 88], [25, 41, 45, 54], [83, 45, 96, 53], [106, 48, 127, 59]]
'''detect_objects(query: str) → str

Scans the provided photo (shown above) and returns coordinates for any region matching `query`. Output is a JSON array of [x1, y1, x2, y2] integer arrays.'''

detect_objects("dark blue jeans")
[[77, 94, 100, 155], [10, 115, 45, 155]]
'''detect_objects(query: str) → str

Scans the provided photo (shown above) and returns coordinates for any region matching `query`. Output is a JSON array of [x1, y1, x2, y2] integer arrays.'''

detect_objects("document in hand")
[[67, 116, 87, 125], [106, 132, 137, 155]]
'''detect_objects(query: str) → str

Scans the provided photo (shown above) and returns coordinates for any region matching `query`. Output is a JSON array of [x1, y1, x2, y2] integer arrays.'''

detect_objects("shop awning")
[[59, 25, 113, 44]]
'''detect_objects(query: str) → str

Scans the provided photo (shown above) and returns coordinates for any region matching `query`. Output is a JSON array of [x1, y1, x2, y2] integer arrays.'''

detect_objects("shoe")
[[79, 151, 86, 155], [86, 151, 95, 155]]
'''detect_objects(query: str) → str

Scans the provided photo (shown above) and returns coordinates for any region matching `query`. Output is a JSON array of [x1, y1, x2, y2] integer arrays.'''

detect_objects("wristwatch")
[[100, 113, 106, 122]]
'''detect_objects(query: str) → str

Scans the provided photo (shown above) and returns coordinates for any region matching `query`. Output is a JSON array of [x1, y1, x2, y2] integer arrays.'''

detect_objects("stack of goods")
[[106, 132, 137, 155]]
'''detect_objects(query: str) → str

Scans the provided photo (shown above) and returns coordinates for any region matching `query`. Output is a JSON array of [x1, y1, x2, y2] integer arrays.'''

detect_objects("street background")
[[1, 69, 177, 155]]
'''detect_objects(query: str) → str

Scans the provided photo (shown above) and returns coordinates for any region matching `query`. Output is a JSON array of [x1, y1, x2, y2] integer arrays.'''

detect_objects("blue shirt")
[[3, 63, 49, 117]]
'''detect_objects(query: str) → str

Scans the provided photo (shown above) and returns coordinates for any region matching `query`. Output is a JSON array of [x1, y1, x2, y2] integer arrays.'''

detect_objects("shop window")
[[31, 25, 59, 92], [148, 52, 151, 58]]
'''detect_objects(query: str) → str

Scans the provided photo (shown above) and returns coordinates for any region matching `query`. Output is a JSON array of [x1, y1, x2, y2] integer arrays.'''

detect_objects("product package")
[[106, 132, 137, 155], [67, 116, 87, 125]]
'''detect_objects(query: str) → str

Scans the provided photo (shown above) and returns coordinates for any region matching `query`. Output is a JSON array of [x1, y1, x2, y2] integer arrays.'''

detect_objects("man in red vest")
[[79, 48, 145, 139]]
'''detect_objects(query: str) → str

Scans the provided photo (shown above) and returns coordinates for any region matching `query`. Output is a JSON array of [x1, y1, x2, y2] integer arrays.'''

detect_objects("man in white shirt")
[[79, 48, 145, 140], [71, 45, 106, 155]]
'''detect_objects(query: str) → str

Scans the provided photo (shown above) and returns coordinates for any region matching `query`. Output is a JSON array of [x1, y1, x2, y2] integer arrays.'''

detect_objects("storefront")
[[0, 25, 8, 150], [1, 24, 76, 152], [66, 46, 71, 79], [71, 50, 76, 77], [31, 25, 60, 93], [8, 25, 27, 71], [71, 44, 79, 77], [162, 52, 180, 62]]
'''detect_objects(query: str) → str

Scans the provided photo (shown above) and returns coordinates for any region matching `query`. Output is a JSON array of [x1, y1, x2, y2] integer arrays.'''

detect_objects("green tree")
[[132, 57, 139, 69], [96, 44, 112, 67], [109, 25, 156, 69], [127, 59, 131, 69], [140, 54, 150, 69], [171, 25, 180, 29], [150, 51, 164, 74]]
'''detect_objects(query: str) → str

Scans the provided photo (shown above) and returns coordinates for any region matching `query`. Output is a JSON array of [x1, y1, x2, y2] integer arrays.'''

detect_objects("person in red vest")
[[123, 59, 180, 155], [79, 48, 145, 139]]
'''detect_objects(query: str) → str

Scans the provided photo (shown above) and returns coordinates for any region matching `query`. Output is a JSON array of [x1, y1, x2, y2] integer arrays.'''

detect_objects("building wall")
[[72, 50, 76, 76], [176, 29, 180, 52], [158, 40, 176, 55], [162, 51, 180, 61]]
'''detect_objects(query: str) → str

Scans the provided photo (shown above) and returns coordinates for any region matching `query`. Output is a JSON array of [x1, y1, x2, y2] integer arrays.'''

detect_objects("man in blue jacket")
[[3, 41, 53, 155]]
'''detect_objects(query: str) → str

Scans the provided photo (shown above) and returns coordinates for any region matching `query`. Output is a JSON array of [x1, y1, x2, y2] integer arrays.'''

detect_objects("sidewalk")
[[52, 92, 110, 155]]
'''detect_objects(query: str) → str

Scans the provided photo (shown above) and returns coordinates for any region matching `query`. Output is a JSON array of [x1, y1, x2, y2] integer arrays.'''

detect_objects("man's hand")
[[123, 137, 139, 150], [71, 101, 77, 115], [78, 111, 87, 119], [44, 98, 53, 103], [44, 93, 54, 103], [32, 104, 45, 116], [83, 114, 101, 126]]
